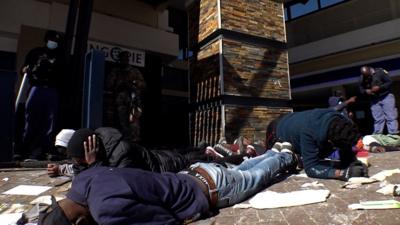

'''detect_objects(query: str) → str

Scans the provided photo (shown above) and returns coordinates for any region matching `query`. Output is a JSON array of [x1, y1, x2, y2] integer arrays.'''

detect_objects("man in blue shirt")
[[39, 147, 297, 224]]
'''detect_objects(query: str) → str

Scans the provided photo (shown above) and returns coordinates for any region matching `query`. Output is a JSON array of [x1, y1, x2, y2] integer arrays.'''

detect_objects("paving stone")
[[2, 151, 400, 224]]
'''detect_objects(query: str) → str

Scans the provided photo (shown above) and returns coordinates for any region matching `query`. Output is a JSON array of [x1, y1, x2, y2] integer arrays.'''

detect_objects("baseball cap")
[[55, 129, 76, 148]]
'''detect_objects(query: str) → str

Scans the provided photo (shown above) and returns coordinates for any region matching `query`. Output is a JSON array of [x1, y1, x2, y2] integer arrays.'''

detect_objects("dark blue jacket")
[[24, 46, 63, 87], [67, 167, 209, 225], [276, 109, 350, 179], [359, 68, 392, 99]]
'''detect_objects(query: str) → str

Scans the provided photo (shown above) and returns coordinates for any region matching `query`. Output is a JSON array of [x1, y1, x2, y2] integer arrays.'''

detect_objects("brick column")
[[189, 0, 291, 145]]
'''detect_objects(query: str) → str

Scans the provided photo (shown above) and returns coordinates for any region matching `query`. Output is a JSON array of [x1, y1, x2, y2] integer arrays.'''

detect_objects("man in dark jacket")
[[360, 66, 398, 134], [51, 127, 253, 176], [14, 30, 64, 160], [39, 148, 297, 225], [64, 127, 196, 175], [266, 108, 368, 180]]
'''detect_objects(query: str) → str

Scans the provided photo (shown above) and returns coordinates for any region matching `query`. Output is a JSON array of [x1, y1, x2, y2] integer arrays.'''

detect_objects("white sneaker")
[[205, 146, 224, 158], [271, 142, 282, 153], [281, 142, 292, 151]]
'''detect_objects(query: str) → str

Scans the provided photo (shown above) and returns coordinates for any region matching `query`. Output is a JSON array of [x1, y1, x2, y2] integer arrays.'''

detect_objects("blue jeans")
[[189, 151, 293, 208], [371, 93, 398, 134]]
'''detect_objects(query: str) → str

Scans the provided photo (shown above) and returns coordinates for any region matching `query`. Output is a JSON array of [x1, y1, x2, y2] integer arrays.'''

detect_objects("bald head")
[[360, 66, 373, 77]]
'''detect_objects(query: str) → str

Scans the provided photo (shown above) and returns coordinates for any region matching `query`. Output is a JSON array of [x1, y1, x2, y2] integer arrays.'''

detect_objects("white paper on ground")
[[293, 173, 308, 178], [348, 200, 400, 210], [376, 184, 396, 195], [343, 177, 377, 189], [0, 213, 23, 225], [3, 185, 52, 196], [370, 169, 400, 181], [233, 189, 330, 209], [0, 203, 30, 214], [301, 181, 324, 188], [30, 195, 65, 205], [343, 169, 400, 189]]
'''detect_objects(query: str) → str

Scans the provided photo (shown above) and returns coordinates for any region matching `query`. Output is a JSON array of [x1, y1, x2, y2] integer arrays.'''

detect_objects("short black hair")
[[67, 128, 95, 158], [327, 117, 360, 148]]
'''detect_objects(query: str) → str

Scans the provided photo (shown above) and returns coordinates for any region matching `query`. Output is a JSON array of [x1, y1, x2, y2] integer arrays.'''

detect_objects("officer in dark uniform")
[[359, 66, 398, 134], [14, 30, 63, 160]]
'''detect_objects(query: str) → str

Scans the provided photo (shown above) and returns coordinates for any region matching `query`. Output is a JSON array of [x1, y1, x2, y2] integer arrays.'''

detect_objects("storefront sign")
[[87, 41, 145, 67]]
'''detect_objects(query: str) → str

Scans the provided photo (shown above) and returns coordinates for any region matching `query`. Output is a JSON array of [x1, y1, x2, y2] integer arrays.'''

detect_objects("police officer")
[[359, 66, 398, 134], [14, 30, 63, 160]]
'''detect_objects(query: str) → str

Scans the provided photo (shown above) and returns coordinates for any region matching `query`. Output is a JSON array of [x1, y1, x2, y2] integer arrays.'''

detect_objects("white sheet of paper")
[[30, 195, 65, 205], [234, 189, 330, 209], [0, 213, 23, 225], [3, 185, 52, 196]]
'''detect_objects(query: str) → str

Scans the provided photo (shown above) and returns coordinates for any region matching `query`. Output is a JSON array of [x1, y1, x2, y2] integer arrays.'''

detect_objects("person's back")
[[66, 166, 210, 224], [273, 108, 363, 180], [276, 108, 339, 157]]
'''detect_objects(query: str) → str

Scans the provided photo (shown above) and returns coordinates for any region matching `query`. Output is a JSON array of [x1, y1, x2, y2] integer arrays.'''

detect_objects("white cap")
[[55, 129, 76, 147], [362, 135, 379, 151]]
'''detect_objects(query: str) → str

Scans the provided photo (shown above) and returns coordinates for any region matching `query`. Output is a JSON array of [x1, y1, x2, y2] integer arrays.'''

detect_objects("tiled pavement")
[[1, 152, 400, 225], [195, 151, 400, 225]]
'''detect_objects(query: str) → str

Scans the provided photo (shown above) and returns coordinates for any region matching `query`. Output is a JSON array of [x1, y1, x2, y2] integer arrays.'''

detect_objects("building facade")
[[286, 0, 400, 134], [0, 0, 193, 148]]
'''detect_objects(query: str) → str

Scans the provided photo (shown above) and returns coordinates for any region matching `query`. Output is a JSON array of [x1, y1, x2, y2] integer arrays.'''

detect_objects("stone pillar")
[[189, 0, 291, 145]]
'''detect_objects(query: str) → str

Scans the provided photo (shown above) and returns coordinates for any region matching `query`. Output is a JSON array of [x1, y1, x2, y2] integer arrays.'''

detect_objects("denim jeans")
[[371, 93, 398, 134], [189, 151, 293, 208]]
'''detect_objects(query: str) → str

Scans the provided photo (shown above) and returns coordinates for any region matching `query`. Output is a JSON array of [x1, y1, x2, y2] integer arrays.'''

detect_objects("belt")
[[184, 167, 218, 208]]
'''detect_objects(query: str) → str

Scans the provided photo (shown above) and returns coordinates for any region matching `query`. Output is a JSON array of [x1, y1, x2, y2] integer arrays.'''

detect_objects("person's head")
[[118, 51, 130, 66], [67, 128, 95, 165], [333, 89, 344, 98], [360, 66, 373, 77], [39, 197, 95, 225], [55, 129, 76, 155], [44, 30, 61, 50], [327, 117, 360, 149]]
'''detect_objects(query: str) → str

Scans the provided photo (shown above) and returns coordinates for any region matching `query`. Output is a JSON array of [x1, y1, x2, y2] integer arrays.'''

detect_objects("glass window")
[[320, 0, 345, 8], [289, 0, 319, 18]]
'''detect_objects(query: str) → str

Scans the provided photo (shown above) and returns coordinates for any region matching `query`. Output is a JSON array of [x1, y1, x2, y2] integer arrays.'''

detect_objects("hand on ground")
[[47, 163, 59, 177]]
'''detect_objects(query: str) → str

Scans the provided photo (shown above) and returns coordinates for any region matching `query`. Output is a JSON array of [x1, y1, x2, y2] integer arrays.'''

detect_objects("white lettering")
[[87, 40, 145, 67]]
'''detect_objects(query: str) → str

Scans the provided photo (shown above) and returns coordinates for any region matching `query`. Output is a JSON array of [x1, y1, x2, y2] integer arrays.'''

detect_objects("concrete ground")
[[1, 151, 400, 225]]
